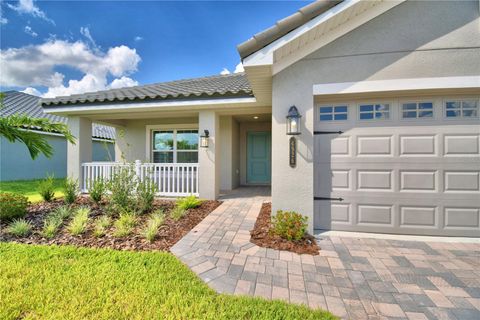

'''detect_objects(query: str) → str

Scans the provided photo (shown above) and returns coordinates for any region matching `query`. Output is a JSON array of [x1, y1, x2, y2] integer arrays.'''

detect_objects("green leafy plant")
[[53, 206, 72, 220], [135, 177, 157, 214], [38, 175, 55, 202], [0, 192, 29, 221], [63, 177, 78, 204], [93, 216, 111, 238], [108, 167, 137, 213], [141, 210, 164, 243], [170, 206, 186, 221], [271, 210, 308, 241], [41, 206, 71, 239], [176, 195, 202, 210], [113, 213, 136, 237], [89, 179, 106, 204], [7, 219, 32, 237], [67, 207, 90, 235]]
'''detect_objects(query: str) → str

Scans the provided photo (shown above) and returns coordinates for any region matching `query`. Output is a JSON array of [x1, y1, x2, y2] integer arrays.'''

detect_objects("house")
[[1, 91, 115, 181], [41, 0, 479, 237]]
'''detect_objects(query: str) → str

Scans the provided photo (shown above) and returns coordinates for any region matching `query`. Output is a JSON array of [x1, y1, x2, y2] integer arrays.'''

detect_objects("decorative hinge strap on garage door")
[[314, 196, 344, 201], [313, 131, 343, 135]]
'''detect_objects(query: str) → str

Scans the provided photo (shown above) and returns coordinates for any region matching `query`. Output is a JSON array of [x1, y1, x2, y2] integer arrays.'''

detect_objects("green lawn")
[[0, 243, 336, 320], [0, 179, 64, 202]]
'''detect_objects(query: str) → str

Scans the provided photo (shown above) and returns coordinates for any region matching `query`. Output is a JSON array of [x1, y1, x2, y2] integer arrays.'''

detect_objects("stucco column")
[[67, 116, 92, 183], [198, 110, 220, 199]]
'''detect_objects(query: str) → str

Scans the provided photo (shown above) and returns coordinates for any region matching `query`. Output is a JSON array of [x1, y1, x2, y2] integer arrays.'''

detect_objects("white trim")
[[442, 97, 480, 120], [19, 128, 114, 141], [145, 124, 199, 162], [43, 97, 257, 114], [92, 137, 115, 143], [313, 76, 480, 96]]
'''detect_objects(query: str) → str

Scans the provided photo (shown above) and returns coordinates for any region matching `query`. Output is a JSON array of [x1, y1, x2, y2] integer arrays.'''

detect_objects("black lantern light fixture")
[[286, 106, 301, 135], [200, 129, 209, 148]]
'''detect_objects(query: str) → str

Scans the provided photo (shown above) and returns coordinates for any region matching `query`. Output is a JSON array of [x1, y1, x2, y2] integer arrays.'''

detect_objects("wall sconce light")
[[286, 105, 301, 135], [200, 129, 209, 148]]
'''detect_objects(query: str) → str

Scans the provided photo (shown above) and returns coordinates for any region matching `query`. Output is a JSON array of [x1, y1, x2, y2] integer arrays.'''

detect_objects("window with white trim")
[[359, 104, 390, 120], [445, 100, 478, 118], [319, 105, 348, 121], [152, 129, 198, 163], [401, 102, 433, 119]]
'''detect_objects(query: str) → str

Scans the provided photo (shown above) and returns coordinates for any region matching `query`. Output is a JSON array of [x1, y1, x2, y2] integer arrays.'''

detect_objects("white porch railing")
[[81, 161, 199, 197]]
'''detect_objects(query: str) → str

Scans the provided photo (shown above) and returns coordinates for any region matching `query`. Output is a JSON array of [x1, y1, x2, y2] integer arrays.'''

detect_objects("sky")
[[0, 0, 311, 98]]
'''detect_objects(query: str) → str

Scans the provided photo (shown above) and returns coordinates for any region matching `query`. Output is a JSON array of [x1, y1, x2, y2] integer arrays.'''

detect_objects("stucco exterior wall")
[[271, 0, 480, 232], [1, 135, 114, 181]]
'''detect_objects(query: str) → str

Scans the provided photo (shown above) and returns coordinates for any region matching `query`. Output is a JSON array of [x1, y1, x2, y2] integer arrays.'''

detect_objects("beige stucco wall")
[[239, 121, 272, 185], [271, 0, 480, 232]]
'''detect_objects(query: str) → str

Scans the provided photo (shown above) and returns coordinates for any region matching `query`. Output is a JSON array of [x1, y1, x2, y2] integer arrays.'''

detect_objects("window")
[[402, 102, 433, 119], [359, 104, 390, 120], [445, 100, 478, 118], [319, 105, 348, 121], [152, 129, 198, 163]]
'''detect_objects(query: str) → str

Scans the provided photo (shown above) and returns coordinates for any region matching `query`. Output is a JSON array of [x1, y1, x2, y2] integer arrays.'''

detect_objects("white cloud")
[[24, 25, 37, 37], [0, 17, 7, 24], [220, 68, 230, 75], [8, 0, 55, 24], [1, 39, 141, 98], [234, 62, 244, 73], [109, 76, 138, 89], [134, 36, 143, 42], [21, 87, 41, 96], [80, 27, 97, 49]]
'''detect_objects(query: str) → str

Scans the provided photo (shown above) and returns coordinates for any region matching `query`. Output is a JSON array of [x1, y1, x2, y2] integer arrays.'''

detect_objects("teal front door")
[[247, 131, 271, 184]]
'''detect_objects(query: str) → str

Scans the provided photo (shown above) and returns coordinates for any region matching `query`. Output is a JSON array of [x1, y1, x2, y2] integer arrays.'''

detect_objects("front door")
[[247, 131, 271, 184]]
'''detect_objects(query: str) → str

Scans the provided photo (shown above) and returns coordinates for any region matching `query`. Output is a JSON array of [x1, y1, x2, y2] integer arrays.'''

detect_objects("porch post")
[[198, 110, 220, 199], [67, 116, 92, 183]]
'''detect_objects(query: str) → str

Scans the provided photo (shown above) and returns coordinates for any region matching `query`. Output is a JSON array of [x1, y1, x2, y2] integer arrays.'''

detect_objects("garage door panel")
[[357, 136, 393, 156], [399, 135, 437, 156], [444, 134, 479, 156]]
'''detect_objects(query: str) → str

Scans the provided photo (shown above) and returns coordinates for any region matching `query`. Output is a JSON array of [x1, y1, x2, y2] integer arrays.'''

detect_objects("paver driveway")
[[171, 188, 480, 319]]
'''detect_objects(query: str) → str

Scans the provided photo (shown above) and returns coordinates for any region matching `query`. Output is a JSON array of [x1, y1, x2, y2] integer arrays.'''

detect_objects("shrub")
[[176, 195, 202, 210], [0, 192, 29, 221], [41, 206, 71, 239], [271, 210, 308, 241], [53, 206, 72, 220], [90, 179, 106, 204], [170, 206, 186, 221], [93, 216, 111, 238], [63, 177, 79, 204], [67, 207, 90, 235], [7, 219, 32, 237], [135, 178, 157, 214], [38, 175, 56, 202], [108, 167, 137, 213], [141, 211, 164, 243], [113, 213, 136, 237]]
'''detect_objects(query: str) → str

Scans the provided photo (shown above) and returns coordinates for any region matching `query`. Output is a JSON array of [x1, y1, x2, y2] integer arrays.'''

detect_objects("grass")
[[93, 216, 111, 238], [0, 179, 64, 202], [0, 243, 336, 320], [141, 211, 165, 242], [113, 213, 136, 237], [170, 205, 186, 221], [6, 219, 32, 237], [67, 207, 90, 235], [41, 206, 71, 239]]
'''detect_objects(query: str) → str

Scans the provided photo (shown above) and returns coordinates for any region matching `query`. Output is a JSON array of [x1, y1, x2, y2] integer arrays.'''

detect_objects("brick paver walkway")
[[171, 187, 480, 319]]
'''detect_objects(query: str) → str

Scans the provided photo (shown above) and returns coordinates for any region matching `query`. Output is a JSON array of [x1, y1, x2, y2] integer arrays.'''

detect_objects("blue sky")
[[1, 0, 311, 97]]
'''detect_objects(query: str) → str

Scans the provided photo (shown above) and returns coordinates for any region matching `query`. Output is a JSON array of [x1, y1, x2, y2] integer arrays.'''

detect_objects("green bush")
[[53, 206, 72, 220], [41, 206, 71, 239], [170, 206, 186, 221], [67, 207, 90, 235], [135, 178, 157, 214], [63, 178, 78, 204], [93, 216, 111, 238], [271, 210, 308, 241], [113, 213, 136, 237], [142, 211, 164, 243], [176, 195, 202, 210], [108, 167, 137, 212], [0, 193, 29, 221], [7, 219, 32, 237], [38, 175, 55, 202], [89, 179, 106, 204]]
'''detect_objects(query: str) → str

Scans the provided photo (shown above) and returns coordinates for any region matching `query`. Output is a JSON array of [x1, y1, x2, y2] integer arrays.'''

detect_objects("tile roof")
[[237, 0, 343, 59], [1, 91, 115, 140], [41, 73, 252, 107]]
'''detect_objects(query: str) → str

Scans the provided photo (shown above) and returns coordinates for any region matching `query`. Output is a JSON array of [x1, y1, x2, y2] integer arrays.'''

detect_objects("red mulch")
[[250, 202, 320, 255], [0, 196, 221, 252]]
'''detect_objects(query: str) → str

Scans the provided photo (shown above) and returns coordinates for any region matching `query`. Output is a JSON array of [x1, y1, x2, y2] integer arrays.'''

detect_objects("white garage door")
[[314, 97, 480, 237]]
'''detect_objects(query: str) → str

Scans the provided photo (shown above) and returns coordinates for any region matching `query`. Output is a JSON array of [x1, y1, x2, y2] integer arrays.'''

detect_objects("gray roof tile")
[[1, 91, 115, 140], [41, 73, 252, 107]]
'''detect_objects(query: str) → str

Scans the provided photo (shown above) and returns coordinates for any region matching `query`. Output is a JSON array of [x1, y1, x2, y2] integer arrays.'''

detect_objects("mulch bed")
[[250, 202, 320, 255], [0, 196, 221, 251]]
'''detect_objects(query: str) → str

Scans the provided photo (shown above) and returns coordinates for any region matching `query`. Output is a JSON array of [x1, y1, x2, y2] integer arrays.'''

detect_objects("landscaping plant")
[[0, 192, 28, 221], [63, 177, 79, 204], [41, 206, 71, 239], [176, 195, 203, 210], [271, 210, 308, 241], [135, 177, 157, 214], [89, 179, 106, 204], [67, 207, 90, 235], [93, 215, 111, 237], [113, 212, 136, 237], [170, 205, 186, 221], [108, 167, 137, 212], [38, 175, 56, 202], [7, 219, 32, 237], [142, 210, 164, 242]]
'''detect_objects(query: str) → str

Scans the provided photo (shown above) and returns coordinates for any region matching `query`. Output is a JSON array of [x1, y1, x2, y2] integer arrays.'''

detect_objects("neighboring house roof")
[[40, 73, 252, 107], [237, 0, 343, 59], [1, 91, 115, 140]]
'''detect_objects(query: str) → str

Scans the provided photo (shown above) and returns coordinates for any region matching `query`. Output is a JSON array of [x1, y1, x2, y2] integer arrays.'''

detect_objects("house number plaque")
[[289, 137, 296, 168]]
